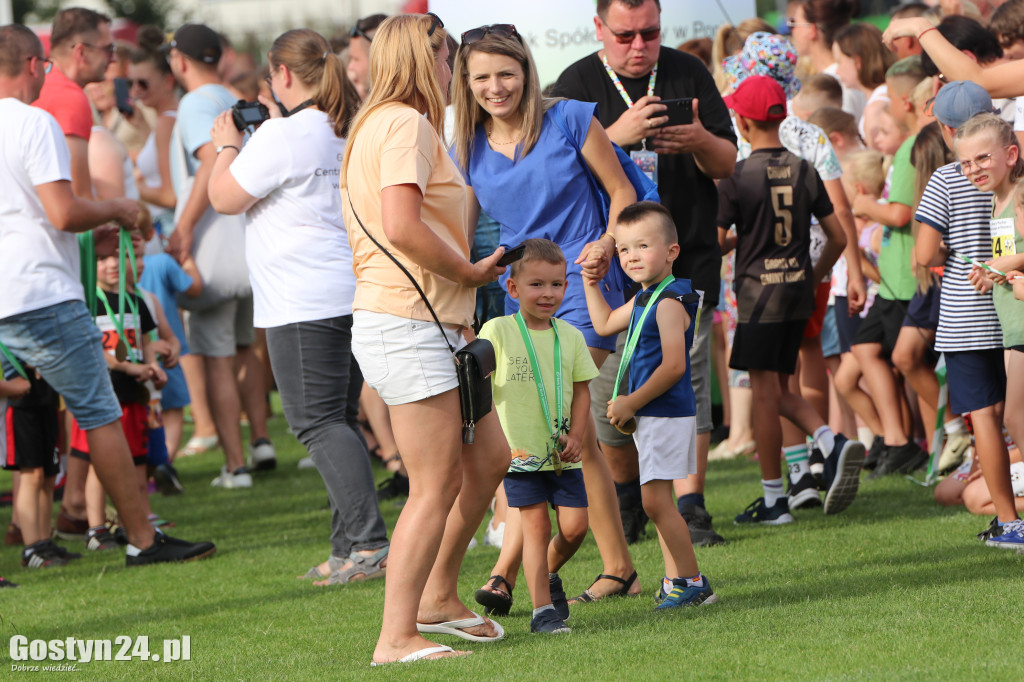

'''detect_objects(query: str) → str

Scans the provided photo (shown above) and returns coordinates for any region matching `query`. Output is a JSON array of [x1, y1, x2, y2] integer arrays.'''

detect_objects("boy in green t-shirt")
[[476, 239, 598, 635]]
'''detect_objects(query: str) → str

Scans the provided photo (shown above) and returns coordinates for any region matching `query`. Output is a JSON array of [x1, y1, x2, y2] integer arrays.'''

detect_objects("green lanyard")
[[0, 340, 29, 380], [514, 312, 565, 473], [96, 286, 141, 363], [613, 275, 675, 400]]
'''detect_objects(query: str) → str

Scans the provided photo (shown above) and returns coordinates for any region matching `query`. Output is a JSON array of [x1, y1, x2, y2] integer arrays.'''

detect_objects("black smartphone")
[[496, 243, 526, 267], [113, 77, 133, 117], [660, 97, 693, 127]]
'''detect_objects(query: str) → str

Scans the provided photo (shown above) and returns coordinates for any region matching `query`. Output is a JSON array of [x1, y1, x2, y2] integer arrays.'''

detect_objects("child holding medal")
[[584, 201, 716, 610], [477, 239, 599, 634]]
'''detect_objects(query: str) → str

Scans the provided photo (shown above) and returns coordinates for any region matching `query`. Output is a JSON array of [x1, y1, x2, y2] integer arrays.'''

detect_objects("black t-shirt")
[[95, 289, 156, 404], [553, 47, 737, 306], [717, 148, 834, 324], [9, 372, 58, 410]]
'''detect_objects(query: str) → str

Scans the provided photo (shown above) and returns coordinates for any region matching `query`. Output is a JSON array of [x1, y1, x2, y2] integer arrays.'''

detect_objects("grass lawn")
[[2, 411, 1022, 681]]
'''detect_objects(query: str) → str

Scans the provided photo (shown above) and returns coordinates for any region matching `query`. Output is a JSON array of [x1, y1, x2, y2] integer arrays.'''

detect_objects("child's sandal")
[[474, 575, 513, 616]]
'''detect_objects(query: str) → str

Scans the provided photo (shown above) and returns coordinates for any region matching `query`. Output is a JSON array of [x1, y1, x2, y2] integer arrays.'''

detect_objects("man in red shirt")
[[33, 7, 113, 199]]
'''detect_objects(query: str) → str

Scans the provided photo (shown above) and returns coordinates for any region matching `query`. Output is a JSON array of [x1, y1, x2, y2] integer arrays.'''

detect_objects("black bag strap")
[[345, 190, 459, 361]]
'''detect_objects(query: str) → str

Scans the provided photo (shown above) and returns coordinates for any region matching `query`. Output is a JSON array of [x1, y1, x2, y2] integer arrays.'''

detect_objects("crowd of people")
[[2, 0, 1024, 666]]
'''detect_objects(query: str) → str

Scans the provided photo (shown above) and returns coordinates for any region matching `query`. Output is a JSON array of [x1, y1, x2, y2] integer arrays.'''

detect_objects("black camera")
[[231, 100, 270, 131]]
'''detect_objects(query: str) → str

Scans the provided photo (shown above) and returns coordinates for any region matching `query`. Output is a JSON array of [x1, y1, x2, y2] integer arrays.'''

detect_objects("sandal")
[[315, 546, 388, 586], [474, 575, 513, 616], [179, 435, 218, 457], [569, 570, 639, 605], [300, 554, 346, 580]]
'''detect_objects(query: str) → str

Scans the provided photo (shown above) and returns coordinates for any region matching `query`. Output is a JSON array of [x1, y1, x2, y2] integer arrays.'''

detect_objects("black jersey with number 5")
[[717, 147, 834, 324]]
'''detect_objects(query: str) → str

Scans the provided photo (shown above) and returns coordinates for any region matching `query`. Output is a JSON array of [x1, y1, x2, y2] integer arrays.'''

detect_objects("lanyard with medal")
[[611, 275, 675, 434], [602, 53, 659, 185], [514, 312, 567, 475], [96, 229, 142, 364]]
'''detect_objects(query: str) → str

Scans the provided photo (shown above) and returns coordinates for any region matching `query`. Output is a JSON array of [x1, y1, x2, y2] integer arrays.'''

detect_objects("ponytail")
[[316, 51, 359, 138]]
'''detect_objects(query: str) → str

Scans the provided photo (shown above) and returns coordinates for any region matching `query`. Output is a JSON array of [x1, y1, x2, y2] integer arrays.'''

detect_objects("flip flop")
[[416, 612, 505, 643], [569, 571, 640, 604], [369, 645, 462, 666]]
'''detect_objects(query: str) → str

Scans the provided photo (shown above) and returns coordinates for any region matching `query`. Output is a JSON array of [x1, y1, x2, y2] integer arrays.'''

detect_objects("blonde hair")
[[711, 18, 773, 92], [451, 31, 547, 172], [341, 15, 447, 180], [910, 122, 953, 291], [954, 112, 1024, 184], [842, 149, 886, 196]]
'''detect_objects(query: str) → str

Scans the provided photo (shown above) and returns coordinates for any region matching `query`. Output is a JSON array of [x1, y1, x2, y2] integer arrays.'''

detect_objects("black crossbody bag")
[[346, 192, 495, 444]]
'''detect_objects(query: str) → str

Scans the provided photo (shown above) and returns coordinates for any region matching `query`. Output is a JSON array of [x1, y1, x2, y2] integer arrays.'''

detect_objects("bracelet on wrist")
[[216, 144, 240, 154], [918, 26, 938, 41]]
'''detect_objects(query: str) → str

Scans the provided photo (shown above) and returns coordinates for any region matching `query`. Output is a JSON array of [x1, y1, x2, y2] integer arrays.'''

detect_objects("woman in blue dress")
[[451, 24, 643, 606]]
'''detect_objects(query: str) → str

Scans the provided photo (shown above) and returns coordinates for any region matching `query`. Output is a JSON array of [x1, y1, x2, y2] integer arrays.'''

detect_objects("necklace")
[[486, 123, 523, 145]]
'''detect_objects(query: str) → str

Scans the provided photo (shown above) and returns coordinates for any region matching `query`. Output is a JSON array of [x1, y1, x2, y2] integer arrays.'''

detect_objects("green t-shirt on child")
[[878, 134, 918, 301], [990, 202, 1024, 347], [478, 316, 599, 473]]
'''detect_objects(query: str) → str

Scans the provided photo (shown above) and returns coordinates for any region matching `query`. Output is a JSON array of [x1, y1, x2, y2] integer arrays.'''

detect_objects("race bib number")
[[95, 315, 140, 356], [990, 217, 1017, 258], [631, 150, 658, 185]]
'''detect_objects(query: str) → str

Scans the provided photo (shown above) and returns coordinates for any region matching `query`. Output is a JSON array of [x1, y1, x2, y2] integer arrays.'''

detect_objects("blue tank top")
[[628, 278, 698, 418]]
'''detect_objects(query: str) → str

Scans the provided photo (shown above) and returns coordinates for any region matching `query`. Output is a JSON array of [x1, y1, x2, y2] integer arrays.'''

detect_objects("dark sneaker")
[[126, 532, 216, 567], [22, 541, 68, 568], [734, 497, 794, 525], [808, 446, 825, 481], [44, 539, 81, 561], [0, 576, 17, 588], [787, 473, 822, 510], [153, 463, 185, 495], [55, 508, 88, 541], [654, 577, 718, 610], [87, 527, 119, 551], [977, 516, 1001, 542], [823, 434, 865, 515], [549, 573, 569, 621], [679, 503, 726, 546], [862, 435, 885, 471], [529, 608, 570, 634], [376, 472, 409, 501], [619, 492, 648, 544], [868, 441, 927, 479], [985, 519, 1024, 549]]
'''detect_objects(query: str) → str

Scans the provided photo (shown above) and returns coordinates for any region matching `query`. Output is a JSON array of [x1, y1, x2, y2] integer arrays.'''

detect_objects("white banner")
[[433, 0, 757, 86]]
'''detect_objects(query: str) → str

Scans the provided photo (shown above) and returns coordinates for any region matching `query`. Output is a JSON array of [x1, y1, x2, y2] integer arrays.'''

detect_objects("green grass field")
[[2, 412, 1022, 681]]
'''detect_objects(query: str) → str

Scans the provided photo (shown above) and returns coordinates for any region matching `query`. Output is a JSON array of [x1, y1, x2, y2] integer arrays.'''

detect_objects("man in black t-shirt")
[[554, 0, 737, 551]]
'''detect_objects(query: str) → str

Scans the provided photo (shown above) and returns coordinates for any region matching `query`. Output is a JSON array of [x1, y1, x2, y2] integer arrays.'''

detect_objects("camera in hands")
[[231, 100, 270, 131]]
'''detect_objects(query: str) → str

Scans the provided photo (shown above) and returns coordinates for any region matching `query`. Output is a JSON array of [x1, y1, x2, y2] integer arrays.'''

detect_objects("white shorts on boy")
[[633, 415, 698, 485]]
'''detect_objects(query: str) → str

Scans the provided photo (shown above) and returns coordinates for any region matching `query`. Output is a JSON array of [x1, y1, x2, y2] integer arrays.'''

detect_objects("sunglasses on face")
[[461, 24, 522, 45], [426, 12, 444, 38], [129, 78, 149, 90], [600, 17, 660, 44]]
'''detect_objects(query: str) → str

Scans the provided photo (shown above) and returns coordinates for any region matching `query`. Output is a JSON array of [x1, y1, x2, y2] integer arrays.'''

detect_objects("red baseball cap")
[[723, 75, 787, 122]]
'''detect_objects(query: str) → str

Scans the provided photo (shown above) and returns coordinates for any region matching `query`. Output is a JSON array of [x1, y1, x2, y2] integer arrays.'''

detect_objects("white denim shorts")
[[351, 310, 464, 406], [633, 415, 698, 485]]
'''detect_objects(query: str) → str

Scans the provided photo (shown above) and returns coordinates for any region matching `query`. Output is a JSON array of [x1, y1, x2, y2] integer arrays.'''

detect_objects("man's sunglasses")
[[600, 18, 660, 44], [461, 24, 522, 45]]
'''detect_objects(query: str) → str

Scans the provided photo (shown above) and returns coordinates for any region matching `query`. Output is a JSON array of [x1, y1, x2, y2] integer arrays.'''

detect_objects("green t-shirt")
[[478, 316, 599, 473], [877, 134, 918, 301], [990, 202, 1024, 347]]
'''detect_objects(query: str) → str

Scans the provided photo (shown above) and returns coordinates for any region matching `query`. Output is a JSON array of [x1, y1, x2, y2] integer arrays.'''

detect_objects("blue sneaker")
[[654, 576, 669, 605], [549, 572, 569, 621], [530, 608, 570, 634], [823, 434, 865, 515], [654, 577, 718, 610], [985, 519, 1024, 549], [734, 497, 794, 525]]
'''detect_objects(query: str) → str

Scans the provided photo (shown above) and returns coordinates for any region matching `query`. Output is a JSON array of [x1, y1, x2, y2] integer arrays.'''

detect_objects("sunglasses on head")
[[350, 21, 374, 42], [461, 24, 522, 45], [426, 12, 444, 37], [600, 18, 660, 44]]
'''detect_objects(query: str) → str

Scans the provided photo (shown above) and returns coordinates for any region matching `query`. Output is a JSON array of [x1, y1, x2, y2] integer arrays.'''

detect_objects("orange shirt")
[[33, 67, 93, 141], [342, 103, 473, 328]]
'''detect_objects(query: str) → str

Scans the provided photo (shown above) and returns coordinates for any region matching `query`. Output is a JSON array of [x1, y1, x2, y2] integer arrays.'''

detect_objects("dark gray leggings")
[[266, 315, 387, 557]]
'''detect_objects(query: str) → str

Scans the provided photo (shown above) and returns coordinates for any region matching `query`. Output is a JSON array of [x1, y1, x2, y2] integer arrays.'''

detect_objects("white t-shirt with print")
[[229, 108, 355, 327], [0, 98, 79, 319]]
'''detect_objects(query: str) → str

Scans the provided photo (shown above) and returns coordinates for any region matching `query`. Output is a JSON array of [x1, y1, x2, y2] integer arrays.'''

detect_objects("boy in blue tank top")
[[584, 201, 716, 610]]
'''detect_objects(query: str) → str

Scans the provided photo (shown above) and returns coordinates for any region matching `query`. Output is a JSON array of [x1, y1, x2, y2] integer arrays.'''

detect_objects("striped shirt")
[[915, 163, 1003, 352]]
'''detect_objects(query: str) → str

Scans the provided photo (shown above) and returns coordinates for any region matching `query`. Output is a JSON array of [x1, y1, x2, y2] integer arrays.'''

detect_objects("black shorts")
[[902, 284, 941, 330], [833, 296, 863, 354], [4, 406, 59, 475], [730, 319, 807, 375], [852, 297, 909, 359]]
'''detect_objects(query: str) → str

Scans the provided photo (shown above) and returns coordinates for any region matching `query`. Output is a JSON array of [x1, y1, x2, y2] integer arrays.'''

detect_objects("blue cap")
[[933, 81, 994, 129]]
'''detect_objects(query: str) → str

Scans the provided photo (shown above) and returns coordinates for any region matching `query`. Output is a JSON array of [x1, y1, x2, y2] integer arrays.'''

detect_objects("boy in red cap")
[[717, 76, 866, 525]]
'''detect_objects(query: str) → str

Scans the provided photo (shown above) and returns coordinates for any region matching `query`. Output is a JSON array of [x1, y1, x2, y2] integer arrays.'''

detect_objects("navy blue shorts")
[[833, 296, 863, 354], [503, 468, 587, 509], [944, 349, 1007, 414], [902, 284, 941, 330]]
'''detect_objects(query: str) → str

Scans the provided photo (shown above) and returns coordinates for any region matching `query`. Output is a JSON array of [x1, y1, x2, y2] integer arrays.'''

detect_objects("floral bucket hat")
[[721, 31, 801, 99]]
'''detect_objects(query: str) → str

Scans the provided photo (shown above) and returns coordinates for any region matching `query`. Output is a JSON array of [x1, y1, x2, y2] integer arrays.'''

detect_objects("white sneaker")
[[248, 438, 277, 471], [938, 431, 972, 473], [297, 456, 316, 469], [482, 520, 505, 548], [211, 466, 253, 489]]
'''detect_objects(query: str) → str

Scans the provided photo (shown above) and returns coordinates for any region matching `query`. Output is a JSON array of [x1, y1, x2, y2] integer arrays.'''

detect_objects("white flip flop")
[[416, 612, 505, 642], [369, 645, 457, 666]]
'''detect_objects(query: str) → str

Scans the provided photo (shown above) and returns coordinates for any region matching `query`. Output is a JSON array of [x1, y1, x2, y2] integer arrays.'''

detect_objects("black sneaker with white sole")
[[734, 497, 794, 525], [126, 532, 216, 567], [787, 473, 822, 510], [153, 463, 185, 495], [679, 503, 726, 546], [822, 434, 865, 515], [87, 527, 119, 551], [22, 540, 67, 568]]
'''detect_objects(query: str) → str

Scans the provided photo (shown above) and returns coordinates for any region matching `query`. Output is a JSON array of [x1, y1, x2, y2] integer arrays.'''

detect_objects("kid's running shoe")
[[126, 532, 216, 566], [734, 497, 794, 525], [529, 608, 570, 634], [654, 577, 718, 610], [787, 473, 822, 510], [823, 434, 865, 515], [87, 527, 119, 551], [549, 573, 569, 621], [985, 519, 1024, 549], [22, 540, 68, 568]]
